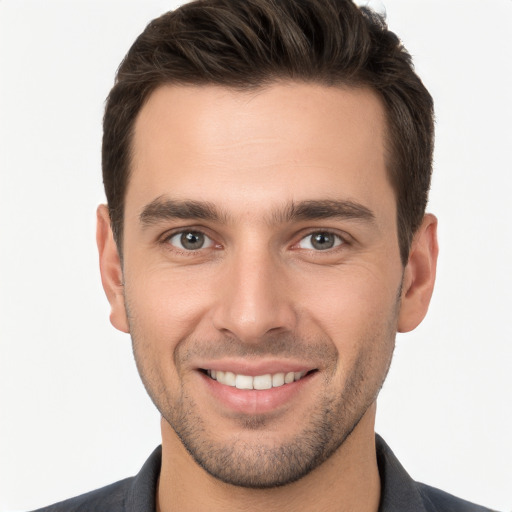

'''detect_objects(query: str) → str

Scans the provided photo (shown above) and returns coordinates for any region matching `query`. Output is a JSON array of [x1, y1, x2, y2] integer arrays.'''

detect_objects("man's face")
[[115, 83, 405, 487]]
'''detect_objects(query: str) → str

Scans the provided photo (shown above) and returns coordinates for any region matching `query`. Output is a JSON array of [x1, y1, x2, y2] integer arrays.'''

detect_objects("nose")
[[211, 248, 297, 342]]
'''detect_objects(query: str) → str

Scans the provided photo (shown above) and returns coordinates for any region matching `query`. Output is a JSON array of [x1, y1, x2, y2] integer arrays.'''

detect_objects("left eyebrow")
[[139, 197, 228, 226], [274, 199, 376, 225]]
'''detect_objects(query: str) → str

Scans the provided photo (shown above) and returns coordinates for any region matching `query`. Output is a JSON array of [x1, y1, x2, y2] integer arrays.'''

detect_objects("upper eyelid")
[[160, 226, 215, 241], [301, 229, 345, 238], [168, 231, 213, 241]]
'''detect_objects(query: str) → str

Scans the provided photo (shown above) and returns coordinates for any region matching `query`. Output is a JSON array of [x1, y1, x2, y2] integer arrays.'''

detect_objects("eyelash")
[[160, 228, 349, 254]]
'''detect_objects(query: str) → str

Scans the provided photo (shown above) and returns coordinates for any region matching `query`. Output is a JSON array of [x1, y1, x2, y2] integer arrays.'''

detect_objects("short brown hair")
[[102, 0, 434, 264]]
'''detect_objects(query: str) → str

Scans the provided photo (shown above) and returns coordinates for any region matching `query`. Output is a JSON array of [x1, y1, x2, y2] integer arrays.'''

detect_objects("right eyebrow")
[[278, 199, 376, 224], [139, 197, 228, 227]]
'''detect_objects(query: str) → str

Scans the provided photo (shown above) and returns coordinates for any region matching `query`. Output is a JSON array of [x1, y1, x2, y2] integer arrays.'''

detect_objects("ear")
[[96, 205, 129, 333], [397, 214, 439, 333]]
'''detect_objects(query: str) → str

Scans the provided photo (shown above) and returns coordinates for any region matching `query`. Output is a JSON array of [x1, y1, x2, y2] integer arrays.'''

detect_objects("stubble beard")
[[130, 326, 396, 489], [167, 361, 383, 488]]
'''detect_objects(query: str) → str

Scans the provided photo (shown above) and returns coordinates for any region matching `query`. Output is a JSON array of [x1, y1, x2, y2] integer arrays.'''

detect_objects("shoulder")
[[417, 482, 498, 512], [29, 477, 133, 512]]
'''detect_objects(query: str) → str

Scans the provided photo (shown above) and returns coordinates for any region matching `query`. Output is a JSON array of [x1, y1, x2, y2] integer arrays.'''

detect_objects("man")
[[32, 0, 496, 511]]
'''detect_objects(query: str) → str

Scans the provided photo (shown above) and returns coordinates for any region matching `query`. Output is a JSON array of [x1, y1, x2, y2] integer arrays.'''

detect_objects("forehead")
[[128, 82, 393, 221]]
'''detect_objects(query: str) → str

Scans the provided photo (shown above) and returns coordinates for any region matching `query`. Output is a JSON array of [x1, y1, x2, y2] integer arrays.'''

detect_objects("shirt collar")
[[125, 435, 428, 512], [126, 445, 161, 512], [376, 434, 428, 512]]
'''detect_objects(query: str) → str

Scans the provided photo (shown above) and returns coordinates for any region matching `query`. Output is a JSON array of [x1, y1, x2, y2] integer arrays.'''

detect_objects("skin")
[[97, 82, 438, 512]]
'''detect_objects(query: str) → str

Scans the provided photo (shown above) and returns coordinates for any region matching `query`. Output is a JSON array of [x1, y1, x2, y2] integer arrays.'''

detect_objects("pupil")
[[312, 232, 334, 250], [181, 231, 204, 250]]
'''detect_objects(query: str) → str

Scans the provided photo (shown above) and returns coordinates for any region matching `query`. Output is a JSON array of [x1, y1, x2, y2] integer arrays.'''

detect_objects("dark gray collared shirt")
[[31, 435, 496, 512]]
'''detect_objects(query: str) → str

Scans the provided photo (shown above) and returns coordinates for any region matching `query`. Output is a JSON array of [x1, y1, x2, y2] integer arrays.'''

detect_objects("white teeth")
[[235, 374, 253, 390], [207, 369, 310, 389], [224, 371, 236, 386], [284, 372, 295, 384], [272, 373, 285, 387], [253, 374, 272, 390]]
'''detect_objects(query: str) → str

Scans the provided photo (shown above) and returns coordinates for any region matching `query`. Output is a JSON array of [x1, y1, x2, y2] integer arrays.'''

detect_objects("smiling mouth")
[[201, 369, 317, 390]]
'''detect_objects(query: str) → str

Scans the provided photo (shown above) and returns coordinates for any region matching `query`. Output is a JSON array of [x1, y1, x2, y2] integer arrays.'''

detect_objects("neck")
[[157, 404, 381, 512]]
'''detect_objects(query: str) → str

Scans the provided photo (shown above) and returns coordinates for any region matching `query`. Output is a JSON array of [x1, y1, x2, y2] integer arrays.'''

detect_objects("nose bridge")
[[212, 241, 295, 341]]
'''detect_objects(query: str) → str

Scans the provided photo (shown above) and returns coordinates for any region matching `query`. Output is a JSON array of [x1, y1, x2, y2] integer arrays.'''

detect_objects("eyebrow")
[[139, 197, 375, 227], [140, 197, 227, 226], [277, 199, 375, 224]]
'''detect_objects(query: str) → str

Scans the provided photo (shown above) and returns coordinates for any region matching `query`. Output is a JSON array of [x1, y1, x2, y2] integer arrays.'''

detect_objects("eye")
[[166, 230, 215, 251], [297, 231, 344, 251]]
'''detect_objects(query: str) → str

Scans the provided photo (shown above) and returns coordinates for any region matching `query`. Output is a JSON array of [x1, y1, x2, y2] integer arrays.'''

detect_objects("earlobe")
[[397, 214, 439, 333], [96, 205, 130, 333]]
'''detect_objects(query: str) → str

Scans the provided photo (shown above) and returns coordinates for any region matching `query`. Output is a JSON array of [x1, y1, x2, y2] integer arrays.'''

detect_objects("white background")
[[0, 1, 511, 510]]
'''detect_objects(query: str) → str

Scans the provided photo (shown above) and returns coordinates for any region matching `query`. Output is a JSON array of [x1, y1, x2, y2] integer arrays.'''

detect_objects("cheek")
[[295, 264, 401, 359], [304, 275, 398, 392], [299, 264, 400, 321], [124, 265, 215, 345], [124, 271, 208, 396]]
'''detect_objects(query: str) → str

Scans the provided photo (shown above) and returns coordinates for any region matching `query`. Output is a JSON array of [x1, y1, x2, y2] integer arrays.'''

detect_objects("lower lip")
[[199, 371, 316, 415]]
